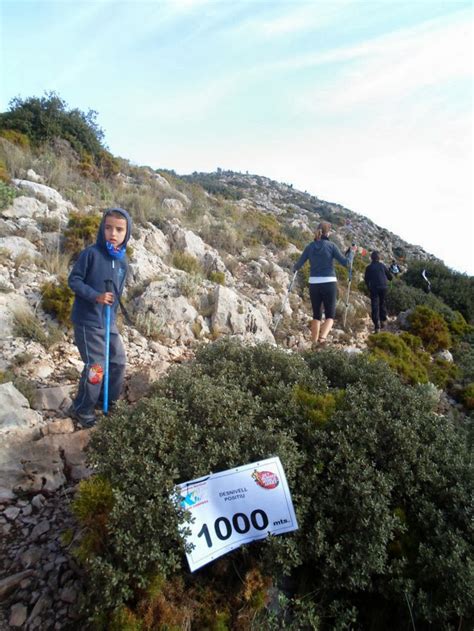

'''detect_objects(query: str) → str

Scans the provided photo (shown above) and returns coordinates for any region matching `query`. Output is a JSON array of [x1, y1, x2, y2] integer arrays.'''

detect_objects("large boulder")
[[211, 285, 275, 343], [166, 221, 229, 277], [143, 223, 170, 258], [0, 383, 42, 433], [128, 224, 170, 283], [1, 196, 49, 219], [135, 278, 209, 343], [12, 180, 74, 212]]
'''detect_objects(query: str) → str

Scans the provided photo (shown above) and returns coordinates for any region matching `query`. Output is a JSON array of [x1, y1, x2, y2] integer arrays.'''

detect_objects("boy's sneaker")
[[67, 405, 96, 428], [381, 321, 386, 329]]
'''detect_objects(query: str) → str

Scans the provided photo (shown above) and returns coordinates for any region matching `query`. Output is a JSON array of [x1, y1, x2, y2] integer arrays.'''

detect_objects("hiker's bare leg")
[[319, 318, 334, 341], [311, 319, 321, 343]]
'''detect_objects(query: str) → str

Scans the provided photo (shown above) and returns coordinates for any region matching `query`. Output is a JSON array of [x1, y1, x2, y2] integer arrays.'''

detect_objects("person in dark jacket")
[[364, 251, 392, 332], [293, 221, 355, 345], [68, 208, 132, 427]]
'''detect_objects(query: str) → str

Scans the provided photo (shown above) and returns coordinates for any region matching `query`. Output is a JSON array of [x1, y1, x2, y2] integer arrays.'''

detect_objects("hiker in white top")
[[294, 222, 355, 346]]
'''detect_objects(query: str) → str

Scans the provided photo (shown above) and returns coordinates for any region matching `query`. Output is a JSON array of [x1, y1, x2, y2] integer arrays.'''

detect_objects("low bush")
[[461, 383, 474, 409], [246, 211, 288, 248], [403, 260, 474, 323], [63, 211, 101, 258], [0, 181, 17, 209], [208, 270, 226, 285], [41, 278, 75, 326], [74, 340, 473, 630], [408, 305, 452, 352], [0, 129, 31, 148], [367, 332, 429, 385], [171, 251, 203, 275]]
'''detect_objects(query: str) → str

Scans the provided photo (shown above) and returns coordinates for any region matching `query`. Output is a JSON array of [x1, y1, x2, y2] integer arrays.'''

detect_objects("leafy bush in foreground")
[[76, 340, 473, 630]]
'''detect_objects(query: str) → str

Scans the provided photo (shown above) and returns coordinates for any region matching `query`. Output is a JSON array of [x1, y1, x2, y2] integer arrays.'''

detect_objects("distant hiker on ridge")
[[68, 208, 132, 427], [364, 251, 392, 333], [293, 221, 355, 346]]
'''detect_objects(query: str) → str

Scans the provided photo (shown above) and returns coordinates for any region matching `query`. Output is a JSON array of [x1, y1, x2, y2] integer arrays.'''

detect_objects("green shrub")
[[208, 270, 225, 285], [63, 211, 101, 258], [75, 340, 473, 629], [461, 383, 474, 409], [247, 211, 288, 248], [0, 92, 105, 160], [171, 251, 203, 275], [0, 129, 31, 148], [403, 260, 474, 323], [0, 159, 10, 183], [367, 332, 429, 385], [408, 305, 452, 352], [428, 357, 460, 390], [41, 278, 74, 326], [0, 181, 17, 209]]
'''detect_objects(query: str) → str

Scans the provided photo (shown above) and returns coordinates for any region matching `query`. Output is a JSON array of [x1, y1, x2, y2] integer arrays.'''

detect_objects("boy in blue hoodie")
[[68, 208, 132, 427]]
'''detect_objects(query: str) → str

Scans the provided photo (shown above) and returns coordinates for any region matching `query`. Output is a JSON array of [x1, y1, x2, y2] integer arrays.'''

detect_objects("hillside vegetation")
[[0, 94, 472, 630]]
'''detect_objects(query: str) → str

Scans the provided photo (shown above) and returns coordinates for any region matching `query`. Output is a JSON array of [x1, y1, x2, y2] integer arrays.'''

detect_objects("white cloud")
[[287, 12, 473, 115]]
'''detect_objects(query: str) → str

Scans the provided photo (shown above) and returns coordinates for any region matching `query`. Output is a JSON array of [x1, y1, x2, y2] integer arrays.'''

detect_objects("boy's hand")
[[96, 292, 114, 305]]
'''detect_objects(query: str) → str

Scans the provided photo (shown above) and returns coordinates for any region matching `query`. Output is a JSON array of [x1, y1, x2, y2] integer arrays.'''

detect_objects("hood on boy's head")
[[96, 207, 132, 250]]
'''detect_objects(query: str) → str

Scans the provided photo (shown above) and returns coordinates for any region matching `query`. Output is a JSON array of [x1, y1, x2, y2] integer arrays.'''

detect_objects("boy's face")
[[104, 215, 127, 247]]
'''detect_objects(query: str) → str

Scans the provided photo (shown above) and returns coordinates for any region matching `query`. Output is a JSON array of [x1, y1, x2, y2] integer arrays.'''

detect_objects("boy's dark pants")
[[370, 288, 387, 328], [73, 325, 126, 418]]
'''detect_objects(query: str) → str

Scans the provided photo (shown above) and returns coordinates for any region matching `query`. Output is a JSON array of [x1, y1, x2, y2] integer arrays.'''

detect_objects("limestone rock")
[[436, 349, 454, 362], [136, 279, 208, 343], [211, 285, 275, 343], [0, 382, 42, 433], [13, 179, 74, 212], [128, 230, 168, 283], [0, 292, 31, 340], [2, 196, 49, 219], [0, 570, 34, 600], [33, 385, 74, 413], [40, 419, 75, 435], [9, 602, 28, 627], [0, 429, 69, 494], [0, 235, 38, 257], [166, 221, 228, 276], [143, 223, 170, 258], [162, 198, 185, 214]]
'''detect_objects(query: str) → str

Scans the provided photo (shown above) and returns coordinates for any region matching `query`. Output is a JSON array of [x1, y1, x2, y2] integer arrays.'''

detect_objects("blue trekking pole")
[[103, 279, 114, 414]]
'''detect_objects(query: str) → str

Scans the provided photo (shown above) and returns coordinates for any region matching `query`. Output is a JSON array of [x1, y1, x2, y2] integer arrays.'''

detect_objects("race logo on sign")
[[252, 469, 279, 490], [88, 363, 104, 384]]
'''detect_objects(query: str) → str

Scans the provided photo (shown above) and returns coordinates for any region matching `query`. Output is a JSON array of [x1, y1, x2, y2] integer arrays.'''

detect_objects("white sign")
[[176, 456, 298, 572]]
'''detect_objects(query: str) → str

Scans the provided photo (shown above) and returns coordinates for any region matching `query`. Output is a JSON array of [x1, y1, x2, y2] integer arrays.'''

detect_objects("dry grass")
[[12, 307, 63, 348], [37, 249, 71, 275]]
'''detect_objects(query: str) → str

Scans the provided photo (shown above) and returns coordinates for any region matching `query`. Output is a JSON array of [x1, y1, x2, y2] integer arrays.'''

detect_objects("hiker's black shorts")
[[309, 282, 337, 320]]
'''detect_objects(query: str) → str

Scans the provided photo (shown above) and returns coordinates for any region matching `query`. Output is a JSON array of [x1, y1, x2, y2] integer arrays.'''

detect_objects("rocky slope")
[[0, 167, 437, 628]]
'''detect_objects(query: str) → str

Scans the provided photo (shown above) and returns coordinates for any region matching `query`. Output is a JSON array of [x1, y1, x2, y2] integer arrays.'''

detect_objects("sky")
[[1, 0, 473, 274]]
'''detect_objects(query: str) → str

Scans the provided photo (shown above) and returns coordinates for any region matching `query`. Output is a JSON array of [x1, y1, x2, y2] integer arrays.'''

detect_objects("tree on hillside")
[[0, 92, 105, 159], [403, 260, 474, 323]]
